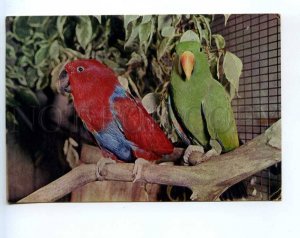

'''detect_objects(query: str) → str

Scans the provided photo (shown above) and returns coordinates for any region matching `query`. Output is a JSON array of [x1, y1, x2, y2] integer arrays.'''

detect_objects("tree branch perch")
[[18, 120, 281, 203]]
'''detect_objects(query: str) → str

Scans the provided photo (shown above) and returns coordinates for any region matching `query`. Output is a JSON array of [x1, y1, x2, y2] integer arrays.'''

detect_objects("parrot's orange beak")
[[180, 51, 195, 80], [58, 69, 71, 94]]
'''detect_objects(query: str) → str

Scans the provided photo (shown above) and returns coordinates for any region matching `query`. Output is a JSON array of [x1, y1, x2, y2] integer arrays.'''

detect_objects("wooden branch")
[[18, 120, 281, 203]]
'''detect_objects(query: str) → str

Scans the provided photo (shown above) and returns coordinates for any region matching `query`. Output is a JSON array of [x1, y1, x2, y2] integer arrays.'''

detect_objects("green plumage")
[[170, 41, 239, 152]]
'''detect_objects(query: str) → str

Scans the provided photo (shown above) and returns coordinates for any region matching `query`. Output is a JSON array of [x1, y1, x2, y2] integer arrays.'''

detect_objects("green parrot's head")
[[175, 41, 203, 81]]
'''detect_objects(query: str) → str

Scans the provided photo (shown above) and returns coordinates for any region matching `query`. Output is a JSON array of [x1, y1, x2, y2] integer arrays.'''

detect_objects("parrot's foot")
[[183, 145, 204, 165], [133, 158, 150, 183], [96, 157, 116, 181], [193, 148, 221, 165], [204, 148, 220, 158]]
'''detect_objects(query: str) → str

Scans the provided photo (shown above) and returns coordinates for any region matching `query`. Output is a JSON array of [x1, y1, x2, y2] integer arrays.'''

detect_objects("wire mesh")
[[212, 14, 281, 200]]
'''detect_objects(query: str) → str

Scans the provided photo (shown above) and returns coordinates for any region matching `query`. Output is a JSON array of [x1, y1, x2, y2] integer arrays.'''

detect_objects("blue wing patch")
[[93, 121, 134, 162], [109, 86, 128, 132]]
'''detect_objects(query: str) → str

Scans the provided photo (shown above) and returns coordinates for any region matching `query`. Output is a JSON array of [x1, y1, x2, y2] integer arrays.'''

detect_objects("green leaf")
[[6, 89, 19, 107], [173, 15, 182, 27], [124, 15, 140, 40], [180, 30, 200, 43], [223, 51, 243, 97], [34, 40, 49, 52], [94, 15, 102, 24], [13, 16, 33, 41], [18, 87, 39, 106], [126, 52, 142, 65], [28, 16, 49, 27], [124, 15, 140, 31], [6, 43, 16, 60], [102, 59, 119, 71], [35, 45, 49, 65], [158, 15, 172, 32], [142, 93, 159, 114], [62, 48, 85, 58], [157, 38, 168, 60], [6, 77, 16, 89], [33, 32, 46, 41], [6, 111, 18, 126], [141, 15, 152, 24], [7, 66, 27, 86], [45, 16, 58, 39], [224, 14, 231, 26], [76, 16, 93, 49], [161, 26, 175, 38], [124, 24, 139, 49], [37, 68, 45, 78], [199, 15, 212, 45], [157, 38, 171, 60], [21, 44, 34, 57], [25, 67, 38, 88], [18, 55, 31, 67], [36, 76, 49, 90], [212, 34, 225, 50], [57, 16, 67, 40], [157, 26, 176, 60], [193, 15, 212, 46], [118, 76, 129, 90], [193, 16, 203, 42], [49, 40, 60, 60], [139, 21, 152, 52]]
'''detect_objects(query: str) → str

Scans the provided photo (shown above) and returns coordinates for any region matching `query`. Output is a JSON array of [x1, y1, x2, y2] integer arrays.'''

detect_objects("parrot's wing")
[[92, 120, 135, 162], [168, 96, 191, 145], [110, 91, 174, 157], [201, 84, 239, 152]]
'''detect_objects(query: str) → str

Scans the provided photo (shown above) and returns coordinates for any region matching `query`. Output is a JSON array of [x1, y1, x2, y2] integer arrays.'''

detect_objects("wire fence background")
[[212, 14, 281, 200]]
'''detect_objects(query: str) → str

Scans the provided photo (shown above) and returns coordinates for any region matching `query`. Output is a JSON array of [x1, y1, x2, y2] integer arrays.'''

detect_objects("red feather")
[[66, 60, 118, 132], [65, 59, 174, 161], [113, 96, 174, 159]]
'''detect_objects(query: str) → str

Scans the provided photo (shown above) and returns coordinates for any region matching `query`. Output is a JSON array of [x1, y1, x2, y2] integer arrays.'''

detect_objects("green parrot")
[[169, 40, 239, 163]]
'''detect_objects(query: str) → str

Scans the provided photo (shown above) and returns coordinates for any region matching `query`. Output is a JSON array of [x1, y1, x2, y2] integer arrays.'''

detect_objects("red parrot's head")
[[58, 59, 118, 95]]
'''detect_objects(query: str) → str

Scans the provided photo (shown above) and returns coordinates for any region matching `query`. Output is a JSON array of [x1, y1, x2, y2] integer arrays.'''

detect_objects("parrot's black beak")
[[58, 69, 71, 94], [180, 51, 195, 80]]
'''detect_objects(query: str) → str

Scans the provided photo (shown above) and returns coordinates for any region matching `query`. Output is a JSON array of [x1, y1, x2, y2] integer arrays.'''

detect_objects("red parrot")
[[58, 59, 174, 165]]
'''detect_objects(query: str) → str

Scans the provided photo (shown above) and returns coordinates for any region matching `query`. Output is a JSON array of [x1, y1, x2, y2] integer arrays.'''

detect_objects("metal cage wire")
[[212, 14, 281, 200]]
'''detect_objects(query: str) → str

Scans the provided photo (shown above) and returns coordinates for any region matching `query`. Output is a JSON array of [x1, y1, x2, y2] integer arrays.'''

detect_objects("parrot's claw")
[[194, 148, 221, 165], [183, 145, 204, 165], [204, 148, 220, 158], [96, 157, 116, 181], [133, 158, 149, 183]]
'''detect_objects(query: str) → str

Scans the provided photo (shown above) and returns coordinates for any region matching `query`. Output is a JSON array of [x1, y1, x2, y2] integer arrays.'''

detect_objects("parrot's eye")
[[77, 66, 85, 73]]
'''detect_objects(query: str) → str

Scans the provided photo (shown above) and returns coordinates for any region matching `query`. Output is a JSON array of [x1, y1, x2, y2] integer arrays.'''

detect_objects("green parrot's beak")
[[180, 51, 195, 80]]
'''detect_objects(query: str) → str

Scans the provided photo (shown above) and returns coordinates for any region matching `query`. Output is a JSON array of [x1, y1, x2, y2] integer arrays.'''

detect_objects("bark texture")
[[18, 120, 281, 203]]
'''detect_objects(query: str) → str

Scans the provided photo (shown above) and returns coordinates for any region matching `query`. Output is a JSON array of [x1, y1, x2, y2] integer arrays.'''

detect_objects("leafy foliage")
[[6, 14, 243, 202], [6, 15, 243, 144], [6, 16, 126, 127]]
